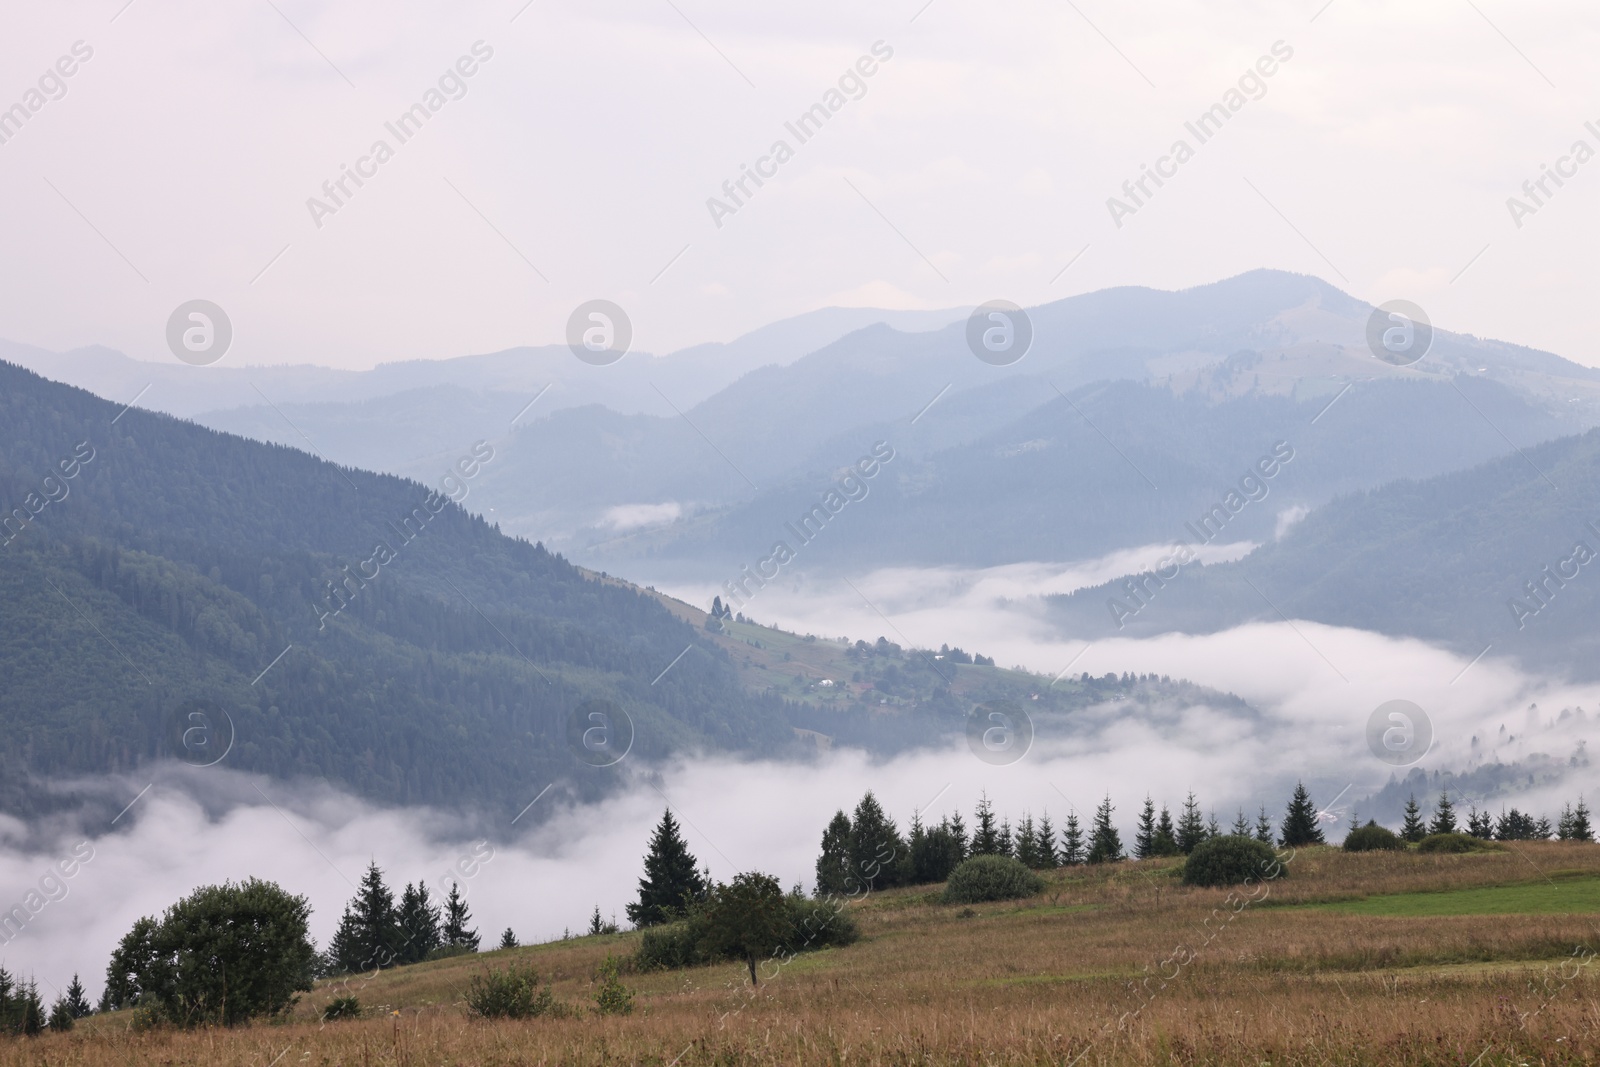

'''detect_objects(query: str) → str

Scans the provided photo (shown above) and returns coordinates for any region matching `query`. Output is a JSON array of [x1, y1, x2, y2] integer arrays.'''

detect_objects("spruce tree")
[[62, 974, 91, 1019], [1466, 806, 1493, 839], [1279, 782, 1326, 847], [970, 792, 1000, 856], [397, 882, 442, 964], [1231, 808, 1252, 837], [627, 809, 708, 926], [1206, 811, 1222, 838], [330, 861, 402, 973], [1401, 793, 1427, 842], [997, 817, 1015, 859], [441, 881, 480, 950], [1036, 812, 1059, 868], [1154, 805, 1181, 855], [947, 811, 970, 859], [1061, 811, 1086, 865], [1177, 792, 1207, 853], [1134, 797, 1157, 859], [1087, 795, 1123, 863], [1015, 813, 1041, 868], [47, 994, 75, 1032], [1428, 790, 1457, 836], [848, 792, 906, 890], [816, 810, 853, 895], [499, 928, 519, 949], [1572, 797, 1595, 842], [1535, 814, 1555, 839], [1255, 806, 1274, 844]]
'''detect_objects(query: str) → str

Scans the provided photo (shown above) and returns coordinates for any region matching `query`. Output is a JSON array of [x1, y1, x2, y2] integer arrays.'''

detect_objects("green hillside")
[[0, 362, 1234, 818], [0, 360, 798, 818]]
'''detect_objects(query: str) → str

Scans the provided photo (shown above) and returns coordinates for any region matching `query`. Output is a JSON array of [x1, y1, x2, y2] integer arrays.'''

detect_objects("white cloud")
[[601, 502, 683, 530]]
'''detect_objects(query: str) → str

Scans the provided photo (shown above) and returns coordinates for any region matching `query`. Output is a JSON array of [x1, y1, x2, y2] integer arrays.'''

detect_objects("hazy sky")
[[1, 0, 1597, 369]]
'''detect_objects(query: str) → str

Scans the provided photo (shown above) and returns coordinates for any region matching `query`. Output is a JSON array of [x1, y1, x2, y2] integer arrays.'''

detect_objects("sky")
[[0, 0, 1598, 369]]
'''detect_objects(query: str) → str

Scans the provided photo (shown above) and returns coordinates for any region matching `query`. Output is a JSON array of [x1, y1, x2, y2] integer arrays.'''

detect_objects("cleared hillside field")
[[12, 842, 1600, 1066]]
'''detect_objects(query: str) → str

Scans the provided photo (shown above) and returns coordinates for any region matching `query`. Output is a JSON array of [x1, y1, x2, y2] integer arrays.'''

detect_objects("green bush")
[[464, 964, 555, 1019], [1182, 835, 1283, 887], [634, 884, 862, 974], [782, 896, 860, 951], [1418, 832, 1502, 854], [592, 957, 634, 1016], [1343, 822, 1405, 852], [941, 855, 1045, 904], [102, 878, 316, 1027], [320, 995, 361, 1022], [635, 921, 703, 971]]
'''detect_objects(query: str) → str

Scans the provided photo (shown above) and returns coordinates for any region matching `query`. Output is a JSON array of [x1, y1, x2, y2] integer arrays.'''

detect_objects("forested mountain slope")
[[1047, 427, 1600, 675], [0, 361, 797, 819]]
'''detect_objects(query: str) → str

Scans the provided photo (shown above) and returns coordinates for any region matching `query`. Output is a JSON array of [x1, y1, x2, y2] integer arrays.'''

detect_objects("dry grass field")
[[10, 842, 1600, 1065]]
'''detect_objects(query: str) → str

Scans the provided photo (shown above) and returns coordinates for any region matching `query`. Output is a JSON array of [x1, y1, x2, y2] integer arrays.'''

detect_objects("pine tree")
[[1279, 782, 1326, 847], [397, 882, 442, 964], [815, 810, 853, 895], [330, 861, 402, 974], [62, 975, 91, 1019], [1134, 797, 1158, 859], [848, 792, 907, 891], [1061, 811, 1086, 865], [17, 980, 42, 1036], [997, 817, 1015, 859], [0, 974, 44, 1036], [1087, 795, 1124, 863], [1572, 797, 1595, 842], [47, 995, 75, 1032], [1231, 809, 1252, 837], [1177, 792, 1207, 853], [1428, 790, 1457, 836], [627, 809, 708, 926], [1035, 812, 1059, 868], [499, 928, 519, 949], [1466, 806, 1494, 839], [441, 881, 480, 951], [947, 811, 970, 859], [1015, 813, 1041, 868], [1401, 793, 1427, 842], [971, 793, 1000, 856], [1255, 806, 1274, 844]]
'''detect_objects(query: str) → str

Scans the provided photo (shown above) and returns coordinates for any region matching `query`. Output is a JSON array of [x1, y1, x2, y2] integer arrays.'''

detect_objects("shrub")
[[1182, 835, 1282, 887], [782, 896, 860, 951], [1418, 832, 1502, 854], [102, 878, 316, 1027], [634, 884, 861, 974], [465, 964, 555, 1019], [1343, 822, 1405, 852], [635, 921, 703, 971], [941, 855, 1045, 904], [320, 996, 361, 1022], [593, 957, 634, 1016]]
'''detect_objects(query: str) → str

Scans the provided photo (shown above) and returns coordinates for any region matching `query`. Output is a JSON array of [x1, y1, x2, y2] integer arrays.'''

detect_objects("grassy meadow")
[[11, 842, 1600, 1066]]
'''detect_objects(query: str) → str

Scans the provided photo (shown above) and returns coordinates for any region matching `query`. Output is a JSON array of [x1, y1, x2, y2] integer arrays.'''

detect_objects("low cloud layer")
[[3, 554, 1596, 1003]]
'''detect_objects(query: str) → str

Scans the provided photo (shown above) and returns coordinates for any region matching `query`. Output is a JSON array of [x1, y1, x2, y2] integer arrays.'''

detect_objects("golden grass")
[[12, 843, 1600, 1065]]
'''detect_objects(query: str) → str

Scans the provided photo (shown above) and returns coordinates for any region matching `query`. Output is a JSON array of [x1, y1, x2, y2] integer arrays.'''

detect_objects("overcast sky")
[[1, 0, 1597, 369]]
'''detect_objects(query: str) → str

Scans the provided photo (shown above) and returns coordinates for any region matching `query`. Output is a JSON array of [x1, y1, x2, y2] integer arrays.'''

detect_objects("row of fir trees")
[[323, 864, 483, 976], [1394, 791, 1594, 842]]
